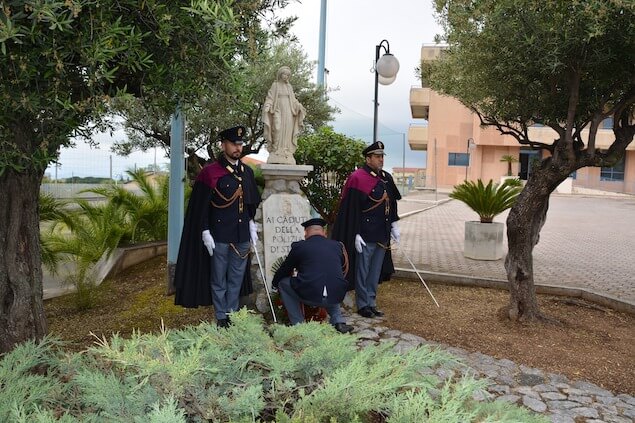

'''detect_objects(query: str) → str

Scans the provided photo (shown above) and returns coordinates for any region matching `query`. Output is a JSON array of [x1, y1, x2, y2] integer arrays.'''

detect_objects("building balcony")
[[408, 125, 428, 151], [410, 87, 430, 119]]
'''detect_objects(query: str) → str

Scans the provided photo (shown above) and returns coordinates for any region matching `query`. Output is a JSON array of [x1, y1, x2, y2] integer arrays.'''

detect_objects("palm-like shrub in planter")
[[449, 179, 522, 223], [450, 179, 523, 260]]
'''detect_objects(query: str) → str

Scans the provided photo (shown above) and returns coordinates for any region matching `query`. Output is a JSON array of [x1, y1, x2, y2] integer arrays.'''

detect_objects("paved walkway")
[[395, 191, 635, 304]]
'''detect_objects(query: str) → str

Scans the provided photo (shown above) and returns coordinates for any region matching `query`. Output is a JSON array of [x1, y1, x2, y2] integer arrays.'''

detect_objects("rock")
[[513, 386, 541, 398], [356, 329, 379, 340], [596, 396, 620, 405], [495, 394, 521, 404], [400, 332, 425, 342], [547, 400, 582, 410], [533, 383, 559, 392], [548, 413, 575, 423], [570, 407, 599, 419], [541, 392, 567, 401], [518, 372, 546, 386], [617, 394, 635, 406], [568, 395, 592, 405], [522, 395, 547, 412], [602, 415, 634, 423], [487, 384, 511, 395], [571, 381, 614, 398]]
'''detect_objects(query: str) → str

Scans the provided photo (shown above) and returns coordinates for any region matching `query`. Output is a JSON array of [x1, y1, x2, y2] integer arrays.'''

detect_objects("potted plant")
[[449, 179, 522, 260]]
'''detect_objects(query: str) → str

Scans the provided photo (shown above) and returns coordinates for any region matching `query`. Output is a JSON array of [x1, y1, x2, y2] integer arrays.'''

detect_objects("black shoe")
[[370, 307, 384, 317], [357, 307, 375, 318], [332, 322, 354, 334], [217, 319, 229, 328]]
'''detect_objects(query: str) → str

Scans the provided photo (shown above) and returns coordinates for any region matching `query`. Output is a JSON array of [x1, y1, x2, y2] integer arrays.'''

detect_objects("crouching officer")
[[272, 218, 354, 333]]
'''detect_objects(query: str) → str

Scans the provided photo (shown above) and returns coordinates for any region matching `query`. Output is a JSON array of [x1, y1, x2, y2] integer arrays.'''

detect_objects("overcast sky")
[[48, 0, 441, 179]]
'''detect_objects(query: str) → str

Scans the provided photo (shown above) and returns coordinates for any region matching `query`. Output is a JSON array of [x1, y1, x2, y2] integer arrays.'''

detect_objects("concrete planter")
[[43, 241, 167, 300], [464, 221, 504, 260]]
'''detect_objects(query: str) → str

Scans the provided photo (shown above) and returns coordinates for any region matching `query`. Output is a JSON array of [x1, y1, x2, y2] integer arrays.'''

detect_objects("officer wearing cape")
[[331, 141, 401, 318], [173, 126, 261, 327]]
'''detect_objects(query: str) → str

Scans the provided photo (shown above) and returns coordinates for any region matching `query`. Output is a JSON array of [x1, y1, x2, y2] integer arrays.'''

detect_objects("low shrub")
[[1, 310, 547, 422]]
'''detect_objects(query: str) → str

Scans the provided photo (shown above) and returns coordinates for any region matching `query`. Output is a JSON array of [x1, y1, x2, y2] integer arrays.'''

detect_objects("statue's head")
[[277, 66, 291, 81]]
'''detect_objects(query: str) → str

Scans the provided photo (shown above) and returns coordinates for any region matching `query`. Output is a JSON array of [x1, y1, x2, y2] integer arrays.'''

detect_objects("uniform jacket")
[[206, 156, 260, 243], [272, 235, 349, 305]]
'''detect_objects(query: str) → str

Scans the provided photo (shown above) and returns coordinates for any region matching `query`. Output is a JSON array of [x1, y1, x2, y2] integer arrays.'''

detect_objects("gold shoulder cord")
[[362, 190, 389, 215], [211, 165, 244, 213]]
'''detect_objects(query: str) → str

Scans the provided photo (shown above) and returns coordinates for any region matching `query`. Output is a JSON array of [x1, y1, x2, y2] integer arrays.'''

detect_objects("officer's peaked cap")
[[218, 126, 246, 144], [363, 141, 386, 156], [301, 217, 327, 228]]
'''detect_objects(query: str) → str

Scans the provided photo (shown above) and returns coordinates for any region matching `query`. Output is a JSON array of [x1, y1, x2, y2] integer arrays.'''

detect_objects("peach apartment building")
[[408, 45, 635, 194]]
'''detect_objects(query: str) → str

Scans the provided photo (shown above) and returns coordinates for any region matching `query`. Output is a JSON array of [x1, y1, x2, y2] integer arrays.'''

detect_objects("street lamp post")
[[372, 40, 400, 142]]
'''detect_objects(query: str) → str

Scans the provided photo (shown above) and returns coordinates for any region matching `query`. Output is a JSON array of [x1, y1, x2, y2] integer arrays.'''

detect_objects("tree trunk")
[[504, 164, 564, 321], [0, 169, 47, 353]]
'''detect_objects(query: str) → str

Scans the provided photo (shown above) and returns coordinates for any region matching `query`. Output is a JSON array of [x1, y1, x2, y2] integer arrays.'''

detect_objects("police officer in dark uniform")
[[272, 218, 354, 333], [331, 141, 401, 318], [173, 125, 261, 328]]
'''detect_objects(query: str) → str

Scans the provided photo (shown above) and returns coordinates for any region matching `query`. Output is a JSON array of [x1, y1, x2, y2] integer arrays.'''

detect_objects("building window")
[[600, 157, 625, 181], [601, 117, 614, 129], [448, 152, 469, 166]]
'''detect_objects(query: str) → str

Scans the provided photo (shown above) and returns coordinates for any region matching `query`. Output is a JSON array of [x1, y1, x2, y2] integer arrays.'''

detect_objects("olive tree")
[[430, 0, 635, 321], [0, 0, 284, 352]]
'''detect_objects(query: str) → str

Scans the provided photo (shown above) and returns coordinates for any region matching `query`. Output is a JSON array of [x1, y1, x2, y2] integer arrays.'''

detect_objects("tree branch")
[[474, 110, 555, 152]]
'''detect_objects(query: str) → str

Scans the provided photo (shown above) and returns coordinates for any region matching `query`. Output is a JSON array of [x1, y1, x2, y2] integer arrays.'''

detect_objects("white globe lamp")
[[376, 53, 400, 79]]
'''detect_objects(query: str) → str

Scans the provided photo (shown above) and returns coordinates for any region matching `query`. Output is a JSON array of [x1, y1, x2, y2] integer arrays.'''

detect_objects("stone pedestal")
[[250, 164, 313, 316]]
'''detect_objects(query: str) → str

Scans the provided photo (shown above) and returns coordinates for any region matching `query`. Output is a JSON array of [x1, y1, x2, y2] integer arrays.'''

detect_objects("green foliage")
[[449, 179, 522, 223], [0, 311, 547, 422], [295, 127, 367, 225], [1, 0, 243, 175], [0, 337, 64, 422], [40, 170, 172, 309], [500, 155, 519, 176], [39, 193, 70, 273], [251, 163, 265, 195], [82, 169, 170, 244]]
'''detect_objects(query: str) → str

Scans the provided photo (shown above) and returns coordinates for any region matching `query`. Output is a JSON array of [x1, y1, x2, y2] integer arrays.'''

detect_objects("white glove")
[[202, 230, 215, 256], [354, 234, 366, 253], [249, 220, 258, 245], [391, 222, 401, 244]]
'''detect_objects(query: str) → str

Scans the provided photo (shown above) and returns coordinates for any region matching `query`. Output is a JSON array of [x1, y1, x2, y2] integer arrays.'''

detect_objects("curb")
[[393, 267, 635, 316]]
